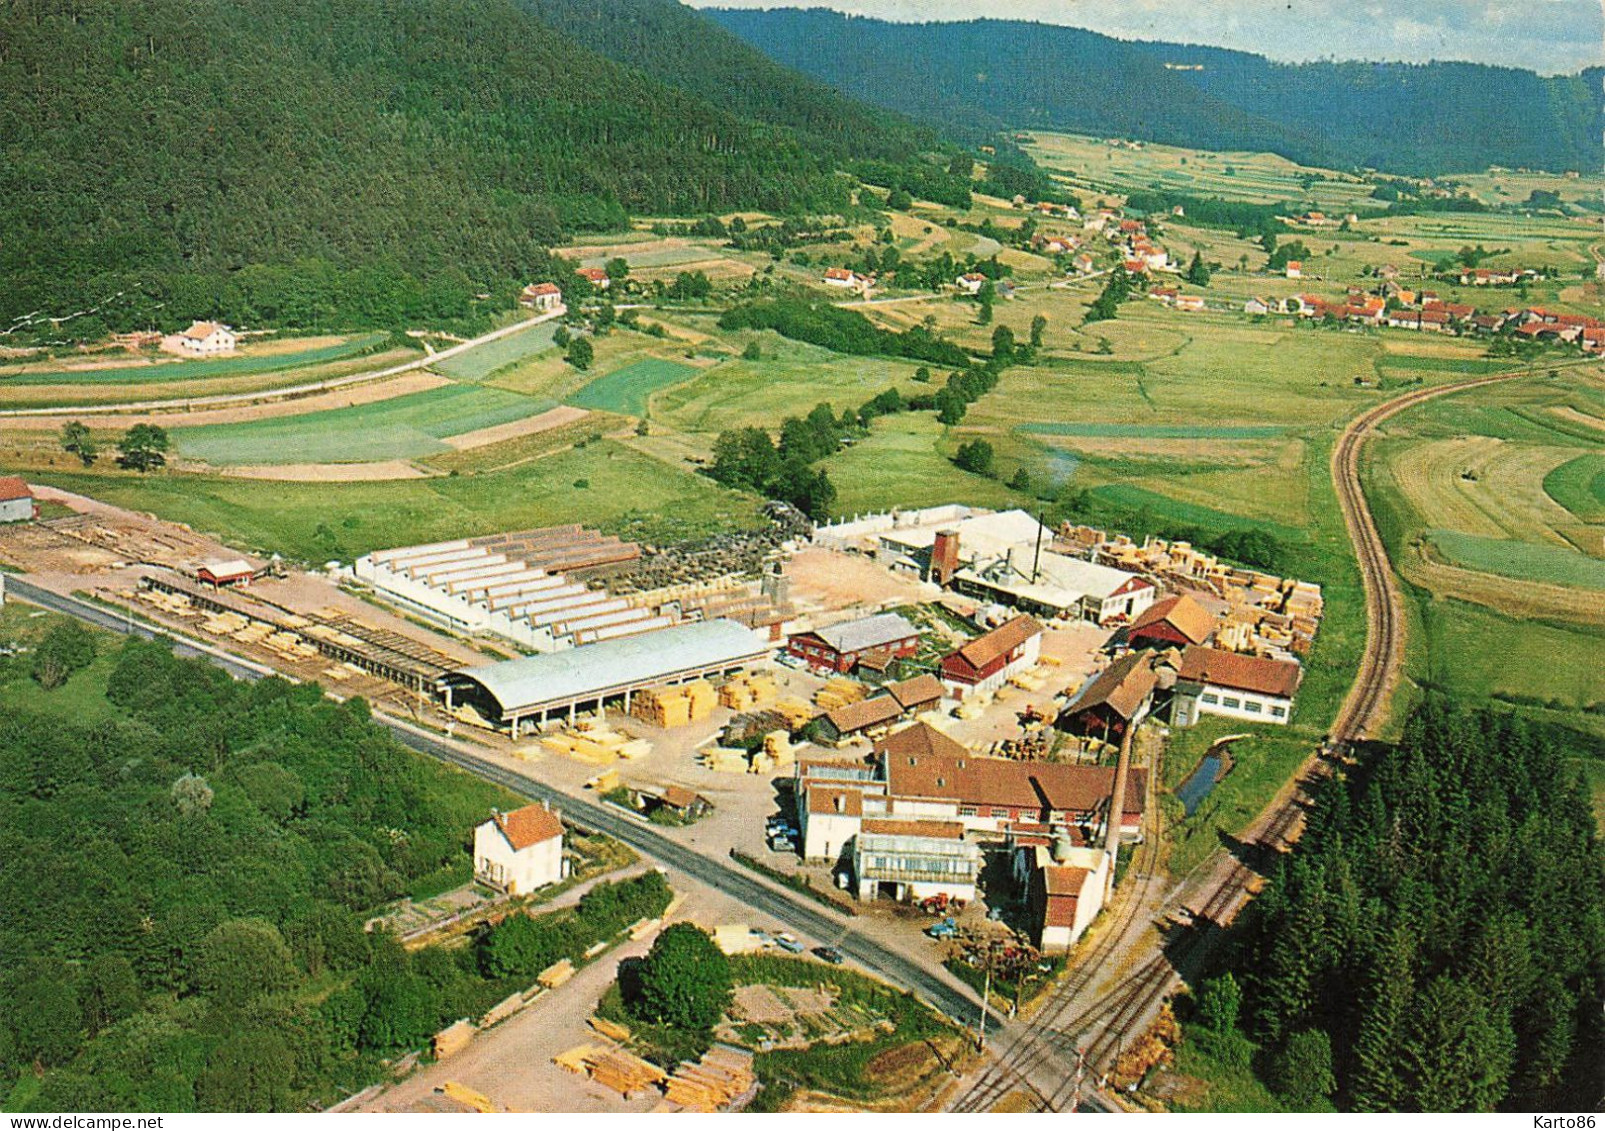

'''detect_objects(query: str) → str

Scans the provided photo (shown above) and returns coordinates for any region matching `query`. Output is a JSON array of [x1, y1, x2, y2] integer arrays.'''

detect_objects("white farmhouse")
[[175, 321, 237, 355], [1171, 645, 1302, 726], [473, 802, 566, 895]]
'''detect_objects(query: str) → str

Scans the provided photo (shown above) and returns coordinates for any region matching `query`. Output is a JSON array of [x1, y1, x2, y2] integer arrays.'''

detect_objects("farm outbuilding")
[[438, 619, 770, 735], [786, 612, 919, 674], [0, 477, 37, 524]]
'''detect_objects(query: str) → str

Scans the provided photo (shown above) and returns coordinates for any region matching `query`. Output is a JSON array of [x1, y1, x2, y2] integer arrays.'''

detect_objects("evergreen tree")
[[635, 924, 731, 1032], [1186, 249, 1212, 286]]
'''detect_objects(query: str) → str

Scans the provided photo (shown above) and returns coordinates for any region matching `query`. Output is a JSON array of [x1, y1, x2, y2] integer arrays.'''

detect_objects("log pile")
[[540, 724, 652, 764], [663, 1044, 757, 1112], [537, 958, 575, 988], [431, 1019, 476, 1060]]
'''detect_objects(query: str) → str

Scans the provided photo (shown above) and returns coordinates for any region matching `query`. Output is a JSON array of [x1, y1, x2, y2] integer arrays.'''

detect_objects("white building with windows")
[[173, 321, 237, 355], [1171, 645, 1302, 726], [473, 802, 565, 895]]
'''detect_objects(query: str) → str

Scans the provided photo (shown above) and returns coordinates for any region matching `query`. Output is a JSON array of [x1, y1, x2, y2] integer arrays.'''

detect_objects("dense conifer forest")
[[1233, 702, 1605, 1111]]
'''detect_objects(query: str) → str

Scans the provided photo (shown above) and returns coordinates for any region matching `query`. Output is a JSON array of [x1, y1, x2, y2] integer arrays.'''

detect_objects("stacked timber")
[[762, 730, 793, 768], [540, 726, 652, 764], [718, 673, 779, 711], [700, 746, 751, 774], [537, 958, 575, 989], [814, 678, 866, 711], [589, 1015, 631, 1042], [431, 1019, 476, 1060], [663, 1045, 757, 1112], [770, 699, 816, 729], [632, 682, 715, 727], [555, 1044, 667, 1099]]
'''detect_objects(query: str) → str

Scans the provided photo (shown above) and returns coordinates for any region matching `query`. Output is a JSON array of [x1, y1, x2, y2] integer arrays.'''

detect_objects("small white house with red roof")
[[576, 266, 611, 291], [474, 802, 566, 894], [520, 282, 563, 312], [0, 477, 36, 524]]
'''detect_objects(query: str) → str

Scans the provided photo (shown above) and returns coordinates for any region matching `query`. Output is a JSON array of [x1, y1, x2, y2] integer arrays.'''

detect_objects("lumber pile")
[[540, 725, 652, 764], [770, 699, 816, 730], [431, 1019, 476, 1060], [664, 1044, 757, 1112], [589, 1015, 632, 1042], [814, 677, 866, 711], [762, 730, 793, 768], [555, 1044, 667, 1099], [537, 958, 575, 988], [699, 746, 751, 774], [718, 673, 779, 711], [631, 682, 715, 728]]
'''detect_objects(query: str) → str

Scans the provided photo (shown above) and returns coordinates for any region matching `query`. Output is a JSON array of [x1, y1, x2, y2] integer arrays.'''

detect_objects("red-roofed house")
[[1173, 645, 1302, 726], [0, 477, 36, 524], [1284, 261, 1302, 279], [520, 282, 563, 311], [473, 802, 565, 894], [576, 266, 611, 290]]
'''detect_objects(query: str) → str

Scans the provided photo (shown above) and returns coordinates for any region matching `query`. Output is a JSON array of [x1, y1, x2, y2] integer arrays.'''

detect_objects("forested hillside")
[[1234, 702, 1605, 1111], [0, 632, 520, 1109], [0, 0, 942, 334], [707, 10, 1604, 177]]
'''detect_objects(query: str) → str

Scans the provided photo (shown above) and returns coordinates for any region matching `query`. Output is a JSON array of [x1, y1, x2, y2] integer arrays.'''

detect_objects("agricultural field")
[[33, 440, 762, 563], [432, 321, 558, 381], [652, 337, 928, 434], [1024, 131, 1378, 210], [0, 335, 417, 409], [569, 358, 700, 416], [1427, 529, 1605, 590], [0, 332, 390, 385], [171, 383, 554, 465], [1546, 452, 1605, 523]]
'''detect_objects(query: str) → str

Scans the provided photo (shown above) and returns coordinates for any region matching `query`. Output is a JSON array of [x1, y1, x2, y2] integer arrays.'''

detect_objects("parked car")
[[813, 946, 845, 965], [748, 928, 773, 946], [925, 917, 959, 939], [775, 933, 805, 953]]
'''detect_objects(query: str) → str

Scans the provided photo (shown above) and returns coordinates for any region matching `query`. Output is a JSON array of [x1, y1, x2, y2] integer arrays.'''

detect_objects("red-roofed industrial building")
[[1172, 645, 1302, 726]]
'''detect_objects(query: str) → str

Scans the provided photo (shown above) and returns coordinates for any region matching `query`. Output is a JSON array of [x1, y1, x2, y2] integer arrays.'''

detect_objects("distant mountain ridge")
[[705, 8, 1604, 176]]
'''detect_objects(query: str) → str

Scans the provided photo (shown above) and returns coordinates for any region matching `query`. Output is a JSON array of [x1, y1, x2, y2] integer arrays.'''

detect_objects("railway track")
[[954, 366, 1538, 1112]]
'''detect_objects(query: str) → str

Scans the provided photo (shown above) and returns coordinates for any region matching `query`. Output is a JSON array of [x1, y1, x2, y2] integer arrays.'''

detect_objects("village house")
[[1072, 252, 1097, 275], [576, 266, 611, 290], [1284, 261, 1302, 279], [955, 272, 987, 295], [823, 267, 871, 293], [174, 321, 237, 355], [938, 615, 1044, 696], [520, 282, 563, 311], [0, 477, 36, 524], [473, 802, 566, 895], [1243, 297, 1273, 316], [1171, 645, 1302, 726], [787, 612, 920, 674], [1174, 294, 1205, 313]]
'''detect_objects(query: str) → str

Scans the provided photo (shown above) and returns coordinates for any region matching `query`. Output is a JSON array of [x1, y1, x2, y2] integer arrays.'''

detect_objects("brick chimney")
[[931, 529, 960, 586]]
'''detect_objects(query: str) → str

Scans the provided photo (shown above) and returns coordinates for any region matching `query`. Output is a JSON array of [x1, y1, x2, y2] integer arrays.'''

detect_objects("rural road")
[[0, 307, 566, 419], [3, 576, 983, 1029]]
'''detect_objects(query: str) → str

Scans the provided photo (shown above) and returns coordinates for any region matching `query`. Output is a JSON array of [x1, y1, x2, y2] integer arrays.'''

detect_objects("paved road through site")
[[5, 577, 984, 1029]]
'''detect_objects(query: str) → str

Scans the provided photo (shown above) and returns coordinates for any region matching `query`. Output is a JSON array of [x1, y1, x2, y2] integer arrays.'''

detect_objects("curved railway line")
[[949, 366, 1536, 1112]]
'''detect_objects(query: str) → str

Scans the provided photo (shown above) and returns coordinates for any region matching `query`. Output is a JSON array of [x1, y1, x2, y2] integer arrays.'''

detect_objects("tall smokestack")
[[931, 529, 960, 586]]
